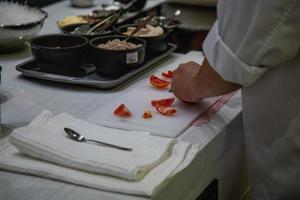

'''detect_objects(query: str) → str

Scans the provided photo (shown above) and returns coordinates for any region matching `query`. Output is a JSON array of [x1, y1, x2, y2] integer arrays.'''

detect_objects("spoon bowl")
[[165, 9, 181, 27]]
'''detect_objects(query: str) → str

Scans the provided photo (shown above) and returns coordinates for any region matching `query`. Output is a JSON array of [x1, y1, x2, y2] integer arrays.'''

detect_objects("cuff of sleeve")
[[203, 22, 267, 86]]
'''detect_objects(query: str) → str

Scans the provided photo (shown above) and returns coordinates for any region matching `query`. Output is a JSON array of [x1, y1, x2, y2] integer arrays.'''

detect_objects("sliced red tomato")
[[162, 70, 174, 78], [151, 97, 175, 107], [156, 106, 177, 116], [114, 104, 132, 117], [142, 111, 153, 119], [149, 75, 170, 88]]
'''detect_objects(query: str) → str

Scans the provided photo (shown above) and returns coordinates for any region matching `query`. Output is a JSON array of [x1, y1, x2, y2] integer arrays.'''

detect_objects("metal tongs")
[[86, 12, 120, 35], [74, 0, 139, 35], [91, 0, 143, 33], [72, 15, 115, 35]]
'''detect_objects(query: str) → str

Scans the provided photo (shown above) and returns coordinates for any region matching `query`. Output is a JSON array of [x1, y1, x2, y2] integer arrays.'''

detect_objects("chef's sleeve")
[[203, 0, 300, 86]]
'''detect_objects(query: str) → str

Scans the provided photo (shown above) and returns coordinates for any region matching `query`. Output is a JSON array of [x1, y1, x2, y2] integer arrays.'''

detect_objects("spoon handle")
[[86, 139, 132, 151]]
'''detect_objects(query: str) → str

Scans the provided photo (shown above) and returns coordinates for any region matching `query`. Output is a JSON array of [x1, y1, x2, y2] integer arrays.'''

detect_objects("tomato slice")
[[156, 106, 177, 116], [162, 70, 174, 78], [142, 111, 153, 119], [114, 104, 132, 117], [149, 75, 170, 88], [151, 97, 175, 107]]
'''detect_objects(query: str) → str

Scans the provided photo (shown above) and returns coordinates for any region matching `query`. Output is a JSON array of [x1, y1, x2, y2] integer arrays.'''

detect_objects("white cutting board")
[[88, 52, 219, 138]]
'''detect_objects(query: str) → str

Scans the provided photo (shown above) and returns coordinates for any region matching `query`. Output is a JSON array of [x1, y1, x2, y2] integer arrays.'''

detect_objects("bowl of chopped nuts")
[[89, 35, 146, 77]]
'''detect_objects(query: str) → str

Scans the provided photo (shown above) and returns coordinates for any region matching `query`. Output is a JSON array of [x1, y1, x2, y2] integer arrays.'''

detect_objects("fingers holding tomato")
[[171, 62, 202, 103]]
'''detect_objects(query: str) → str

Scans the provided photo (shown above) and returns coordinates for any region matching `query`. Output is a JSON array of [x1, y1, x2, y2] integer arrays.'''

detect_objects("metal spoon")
[[173, 9, 181, 18], [64, 127, 132, 151], [164, 9, 181, 27], [72, 22, 97, 35]]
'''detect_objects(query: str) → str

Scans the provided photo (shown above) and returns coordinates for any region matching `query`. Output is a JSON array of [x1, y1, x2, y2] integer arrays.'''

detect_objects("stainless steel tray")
[[16, 43, 176, 89]]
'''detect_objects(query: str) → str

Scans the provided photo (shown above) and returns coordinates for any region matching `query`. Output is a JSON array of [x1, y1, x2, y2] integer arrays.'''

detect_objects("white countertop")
[[0, 1, 248, 200]]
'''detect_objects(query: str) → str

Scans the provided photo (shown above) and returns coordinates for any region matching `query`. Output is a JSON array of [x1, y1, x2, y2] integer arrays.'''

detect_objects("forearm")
[[191, 58, 241, 99], [171, 58, 241, 103]]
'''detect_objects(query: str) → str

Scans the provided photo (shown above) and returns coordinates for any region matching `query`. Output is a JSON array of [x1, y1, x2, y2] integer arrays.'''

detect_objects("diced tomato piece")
[[151, 97, 175, 107], [149, 75, 170, 88], [142, 111, 153, 119], [156, 106, 177, 116], [114, 104, 131, 117], [162, 70, 174, 78]]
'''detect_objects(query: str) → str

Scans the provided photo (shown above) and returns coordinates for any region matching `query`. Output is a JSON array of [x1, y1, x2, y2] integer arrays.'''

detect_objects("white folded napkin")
[[9, 110, 176, 181], [0, 136, 199, 196]]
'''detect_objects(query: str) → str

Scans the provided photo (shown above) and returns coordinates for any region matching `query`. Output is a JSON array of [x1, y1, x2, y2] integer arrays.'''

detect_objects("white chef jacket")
[[203, 0, 300, 199]]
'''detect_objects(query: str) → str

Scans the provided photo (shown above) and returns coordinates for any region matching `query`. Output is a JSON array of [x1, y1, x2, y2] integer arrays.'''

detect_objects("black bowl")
[[89, 35, 146, 77], [30, 34, 89, 74], [59, 23, 114, 40], [116, 24, 172, 53]]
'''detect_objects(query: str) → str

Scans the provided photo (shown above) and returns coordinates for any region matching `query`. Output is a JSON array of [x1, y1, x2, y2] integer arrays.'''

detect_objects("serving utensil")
[[164, 9, 181, 27], [171, 9, 181, 19], [86, 13, 117, 35], [73, 0, 139, 35], [93, 12, 120, 34], [64, 127, 132, 151], [124, 11, 156, 41], [73, 13, 115, 35]]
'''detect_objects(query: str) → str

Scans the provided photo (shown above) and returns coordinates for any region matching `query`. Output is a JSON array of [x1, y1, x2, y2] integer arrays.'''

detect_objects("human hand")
[[171, 58, 242, 103], [171, 61, 203, 103]]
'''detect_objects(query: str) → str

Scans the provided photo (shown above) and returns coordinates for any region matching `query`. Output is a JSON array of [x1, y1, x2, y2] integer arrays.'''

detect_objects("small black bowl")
[[59, 23, 114, 40], [116, 24, 172, 53], [89, 35, 146, 77], [30, 34, 89, 74]]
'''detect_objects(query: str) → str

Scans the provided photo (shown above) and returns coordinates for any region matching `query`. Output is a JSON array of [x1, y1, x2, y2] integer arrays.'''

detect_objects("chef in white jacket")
[[171, 0, 300, 199]]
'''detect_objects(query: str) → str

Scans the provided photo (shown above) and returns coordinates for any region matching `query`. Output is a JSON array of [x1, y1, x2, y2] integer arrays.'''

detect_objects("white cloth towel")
[[0, 133, 199, 196], [9, 110, 176, 181]]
